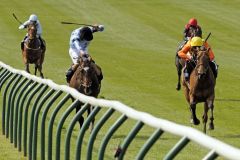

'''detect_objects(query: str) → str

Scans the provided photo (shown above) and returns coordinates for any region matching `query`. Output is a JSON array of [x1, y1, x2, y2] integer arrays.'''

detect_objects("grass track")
[[0, 0, 240, 159]]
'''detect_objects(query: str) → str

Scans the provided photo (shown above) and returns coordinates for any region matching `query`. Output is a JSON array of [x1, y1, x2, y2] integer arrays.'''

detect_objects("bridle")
[[195, 51, 210, 77], [25, 25, 41, 50], [77, 57, 94, 95]]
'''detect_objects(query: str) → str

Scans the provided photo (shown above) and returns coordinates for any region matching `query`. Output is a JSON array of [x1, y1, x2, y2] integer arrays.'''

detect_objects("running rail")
[[0, 61, 240, 160]]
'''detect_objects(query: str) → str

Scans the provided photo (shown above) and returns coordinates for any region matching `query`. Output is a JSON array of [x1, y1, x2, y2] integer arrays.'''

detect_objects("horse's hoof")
[[176, 84, 181, 91], [208, 123, 214, 130], [203, 128, 207, 134], [190, 118, 200, 125]]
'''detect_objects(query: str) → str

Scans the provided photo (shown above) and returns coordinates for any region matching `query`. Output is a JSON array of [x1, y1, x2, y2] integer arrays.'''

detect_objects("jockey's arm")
[[79, 50, 88, 56], [204, 42, 215, 61], [91, 24, 104, 33], [36, 21, 43, 36], [178, 41, 192, 60], [18, 20, 30, 30]]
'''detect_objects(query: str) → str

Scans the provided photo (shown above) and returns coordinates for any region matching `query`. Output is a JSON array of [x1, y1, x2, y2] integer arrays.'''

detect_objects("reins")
[[24, 43, 41, 50]]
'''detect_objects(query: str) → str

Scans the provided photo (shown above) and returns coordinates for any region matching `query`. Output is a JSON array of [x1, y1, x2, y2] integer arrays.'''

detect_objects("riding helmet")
[[80, 27, 93, 41], [190, 36, 203, 47], [29, 14, 38, 22], [188, 18, 197, 27]]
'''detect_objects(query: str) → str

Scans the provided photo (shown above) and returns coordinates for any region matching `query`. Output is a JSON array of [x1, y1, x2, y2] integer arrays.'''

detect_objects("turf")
[[0, 0, 240, 159]]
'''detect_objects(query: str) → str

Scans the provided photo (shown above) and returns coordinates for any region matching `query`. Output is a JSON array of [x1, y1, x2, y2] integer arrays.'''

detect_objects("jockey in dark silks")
[[183, 18, 202, 41], [176, 18, 202, 54]]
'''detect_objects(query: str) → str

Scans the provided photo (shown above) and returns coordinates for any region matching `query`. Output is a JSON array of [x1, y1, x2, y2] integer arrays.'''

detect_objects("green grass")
[[0, 0, 240, 159]]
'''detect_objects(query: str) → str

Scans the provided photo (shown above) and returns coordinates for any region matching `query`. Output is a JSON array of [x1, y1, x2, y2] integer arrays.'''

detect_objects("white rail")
[[1, 61, 240, 159]]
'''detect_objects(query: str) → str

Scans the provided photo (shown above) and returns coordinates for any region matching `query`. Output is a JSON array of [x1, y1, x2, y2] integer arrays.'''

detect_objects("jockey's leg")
[[65, 63, 79, 83], [21, 35, 28, 50], [38, 36, 46, 49], [184, 60, 195, 82], [209, 60, 218, 78]]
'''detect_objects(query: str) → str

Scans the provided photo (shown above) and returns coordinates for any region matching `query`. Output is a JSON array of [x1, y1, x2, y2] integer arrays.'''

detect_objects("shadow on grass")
[[212, 134, 240, 139], [112, 134, 179, 141], [215, 98, 240, 102]]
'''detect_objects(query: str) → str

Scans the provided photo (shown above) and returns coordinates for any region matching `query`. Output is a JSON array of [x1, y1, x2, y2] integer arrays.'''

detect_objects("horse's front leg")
[[36, 64, 44, 78], [202, 102, 209, 133], [189, 100, 200, 125], [88, 106, 95, 133], [25, 63, 30, 73]]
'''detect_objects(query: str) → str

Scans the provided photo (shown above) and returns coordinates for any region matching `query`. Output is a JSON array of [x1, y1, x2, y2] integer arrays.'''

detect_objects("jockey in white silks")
[[18, 14, 45, 49], [66, 24, 104, 84]]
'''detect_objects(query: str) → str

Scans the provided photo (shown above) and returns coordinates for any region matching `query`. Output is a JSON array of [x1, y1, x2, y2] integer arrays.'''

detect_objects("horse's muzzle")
[[198, 73, 206, 79]]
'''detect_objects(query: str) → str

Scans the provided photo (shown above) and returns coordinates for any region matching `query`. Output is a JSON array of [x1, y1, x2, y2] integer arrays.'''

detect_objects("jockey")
[[18, 14, 45, 50], [65, 24, 104, 84], [183, 18, 202, 41], [176, 18, 202, 58], [178, 36, 218, 81]]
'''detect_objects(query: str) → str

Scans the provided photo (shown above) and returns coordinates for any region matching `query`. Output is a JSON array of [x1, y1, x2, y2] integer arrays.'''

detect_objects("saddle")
[[21, 36, 46, 51]]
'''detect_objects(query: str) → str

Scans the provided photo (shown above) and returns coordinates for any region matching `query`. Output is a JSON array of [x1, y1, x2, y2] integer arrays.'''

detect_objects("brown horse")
[[22, 23, 45, 78], [175, 27, 201, 90], [69, 55, 101, 131], [182, 47, 216, 133]]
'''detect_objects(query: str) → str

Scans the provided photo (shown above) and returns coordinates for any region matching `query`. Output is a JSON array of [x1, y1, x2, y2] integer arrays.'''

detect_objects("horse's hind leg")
[[34, 65, 37, 75], [202, 102, 209, 133], [190, 103, 200, 125], [88, 106, 95, 133], [208, 102, 214, 130], [25, 63, 30, 73], [37, 64, 44, 78], [175, 55, 182, 91], [76, 104, 84, 128]]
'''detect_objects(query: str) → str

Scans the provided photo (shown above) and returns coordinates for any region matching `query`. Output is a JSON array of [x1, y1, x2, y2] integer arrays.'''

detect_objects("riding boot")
[[210, 61, 218, 78], [66, 67, 74, 84], [65, 64, 79, 84], [39, 36, 45, 50], [184, 67, 190, 82], [90, 60, 103, 83], [98, 73, 103, 82], [21, 36, 28, 50], [21, 41, 24, 50]]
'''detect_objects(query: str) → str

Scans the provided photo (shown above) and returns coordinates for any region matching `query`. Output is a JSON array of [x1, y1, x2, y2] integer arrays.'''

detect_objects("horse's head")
[[27, 22, 37, 40], [78, 55, 95, 95], [195, 47, 210, 79]]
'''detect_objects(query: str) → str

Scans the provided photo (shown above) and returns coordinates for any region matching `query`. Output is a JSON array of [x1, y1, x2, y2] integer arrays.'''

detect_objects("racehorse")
[[21, 22, 45, 78], [175, 27, 201, 90], [182, 47, 216, 133], [69, 55, 101, 131]]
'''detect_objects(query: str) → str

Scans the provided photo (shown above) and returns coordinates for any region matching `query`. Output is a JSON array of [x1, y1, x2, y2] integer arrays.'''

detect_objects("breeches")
[[69, 48, 88, 64]]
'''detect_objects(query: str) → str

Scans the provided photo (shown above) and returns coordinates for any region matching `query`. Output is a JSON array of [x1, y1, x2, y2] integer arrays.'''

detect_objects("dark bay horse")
[[22, 23, 45, 78], [182, 47, 216, 133], [69, 55, 101, 131], [175, 27, 201, 90]]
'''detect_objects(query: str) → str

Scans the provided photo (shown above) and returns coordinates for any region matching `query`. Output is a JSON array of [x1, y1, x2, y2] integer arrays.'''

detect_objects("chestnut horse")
[[182, 47, 216, 133], [175, 27, 201, 90], [69, 55, 101, 131], [22, 23, 45, 78]]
